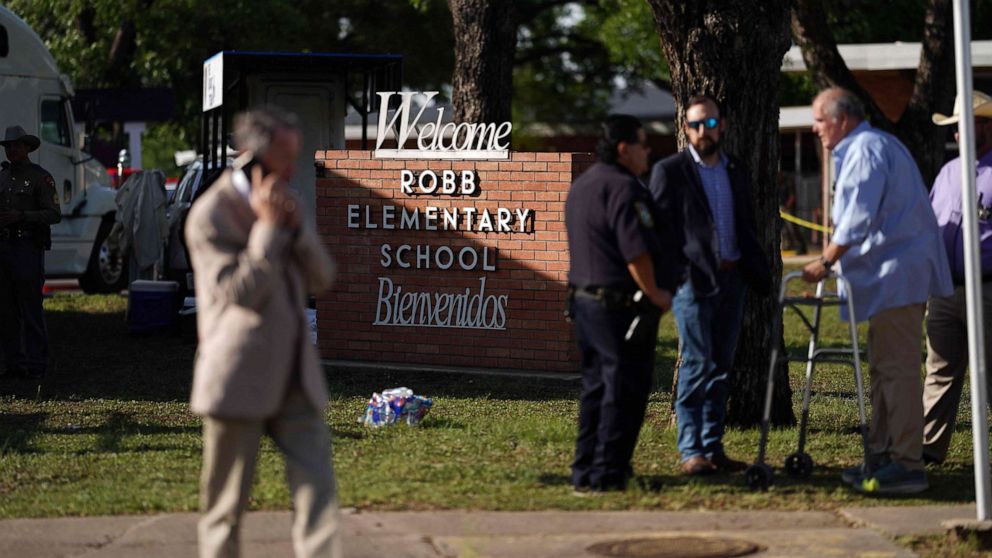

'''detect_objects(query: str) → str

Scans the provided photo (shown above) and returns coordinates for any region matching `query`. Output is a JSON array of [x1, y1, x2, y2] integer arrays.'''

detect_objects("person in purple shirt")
[[805, 87, 952, 495], [922, 91, 992, 465]]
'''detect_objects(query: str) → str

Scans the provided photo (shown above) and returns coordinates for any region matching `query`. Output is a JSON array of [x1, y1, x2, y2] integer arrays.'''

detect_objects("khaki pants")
[[198, 383, 341, 558], [867, 303, 926, 471], [923, 284, 992, 462]]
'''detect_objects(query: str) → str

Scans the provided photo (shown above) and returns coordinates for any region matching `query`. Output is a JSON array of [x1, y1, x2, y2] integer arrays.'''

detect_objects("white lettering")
[[483, 247, 497, 272], [347, 205, 360, 228], [461, 170, 477, 195], [493, 122, 512, 150], [478, 209, 494, 232], [380, 244, 392, 268], [374, 91, 440, 151], [401, 207, 420, 229], [396, 245, 411, 268], [515, 208, 531, 232], [437, 122, 458, 150], [462, 207, 476, 229], [400, 170, 415, 194], [436, 246, 454, 270], [441, 170, 457, 194], [497, 208, 512, 232], [442, 208, 458, 230], [419, 170, 438, 194], [424, 206, 438, 231], [364, 205, 378, 229], [417, 121, 436, 150], [458, 247, 478, 271], [382, 205, 395, 229], [416, 245, 430, 269], [375, 278, 394, 323]]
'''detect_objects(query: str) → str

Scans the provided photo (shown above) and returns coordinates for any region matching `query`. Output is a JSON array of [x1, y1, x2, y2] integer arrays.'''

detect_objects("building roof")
[[782, 40, 992, 72]]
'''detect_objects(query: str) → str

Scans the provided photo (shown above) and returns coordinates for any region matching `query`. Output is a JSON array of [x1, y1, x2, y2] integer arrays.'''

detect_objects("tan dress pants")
[[923, 284, 992, 462], [867, 303, 926, 472], [198, 383, 340, 558]]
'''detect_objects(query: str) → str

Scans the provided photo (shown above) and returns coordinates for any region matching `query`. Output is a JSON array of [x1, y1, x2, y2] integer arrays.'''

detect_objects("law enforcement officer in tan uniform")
[[0, 125, 61, 380]]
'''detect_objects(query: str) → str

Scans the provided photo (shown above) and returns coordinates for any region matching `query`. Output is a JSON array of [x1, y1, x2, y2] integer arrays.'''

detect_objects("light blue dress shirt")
[[831, 121, 953, 321], [688, 144, 740, 262]]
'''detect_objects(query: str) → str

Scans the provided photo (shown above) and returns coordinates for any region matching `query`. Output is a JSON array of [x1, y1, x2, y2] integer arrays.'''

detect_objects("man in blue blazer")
[[649, 94, 771, 476]]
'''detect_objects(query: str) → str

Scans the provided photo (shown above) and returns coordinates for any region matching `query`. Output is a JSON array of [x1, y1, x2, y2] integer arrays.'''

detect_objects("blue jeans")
[[673, 269, 745, 461]]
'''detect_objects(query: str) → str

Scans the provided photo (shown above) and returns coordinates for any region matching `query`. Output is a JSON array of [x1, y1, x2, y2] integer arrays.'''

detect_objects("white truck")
[[0, 6, 126, 293]]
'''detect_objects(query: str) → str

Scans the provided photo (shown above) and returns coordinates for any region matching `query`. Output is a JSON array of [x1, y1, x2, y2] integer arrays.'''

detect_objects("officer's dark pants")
[[0, 239, 48, 374], [571, 297, 658, 490]]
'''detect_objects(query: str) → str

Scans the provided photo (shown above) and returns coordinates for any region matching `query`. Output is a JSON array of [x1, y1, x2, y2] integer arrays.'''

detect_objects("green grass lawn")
[[0, 283, 985, 519]]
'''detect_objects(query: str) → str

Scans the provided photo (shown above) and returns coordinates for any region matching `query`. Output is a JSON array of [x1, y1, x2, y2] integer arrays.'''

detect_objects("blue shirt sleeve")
[[832, 145, 886, 246]]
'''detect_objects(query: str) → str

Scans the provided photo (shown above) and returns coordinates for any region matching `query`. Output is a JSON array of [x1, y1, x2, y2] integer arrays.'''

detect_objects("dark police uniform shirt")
[[566, 161, 678, 293], [0, 160, 62, 246]]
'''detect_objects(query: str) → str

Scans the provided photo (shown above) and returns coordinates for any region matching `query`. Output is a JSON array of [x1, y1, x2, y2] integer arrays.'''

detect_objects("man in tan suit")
[[186, 106, 339, 558]]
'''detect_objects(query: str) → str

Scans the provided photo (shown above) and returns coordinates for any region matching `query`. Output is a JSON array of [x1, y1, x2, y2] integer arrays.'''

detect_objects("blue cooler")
[[128, 280, 180, 334]]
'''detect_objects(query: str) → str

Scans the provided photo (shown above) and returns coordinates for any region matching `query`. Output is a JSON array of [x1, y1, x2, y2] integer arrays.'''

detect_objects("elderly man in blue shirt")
[[804, 87, 953, 494]]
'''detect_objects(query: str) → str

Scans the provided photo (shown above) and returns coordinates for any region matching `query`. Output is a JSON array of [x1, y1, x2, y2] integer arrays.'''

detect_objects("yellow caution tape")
[[780, 210, 833, 233]]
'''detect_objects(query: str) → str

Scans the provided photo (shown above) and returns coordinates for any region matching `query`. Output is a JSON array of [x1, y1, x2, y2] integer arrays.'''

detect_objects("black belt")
[[571, 285, 637, 309], [0, 228, 33, 241]]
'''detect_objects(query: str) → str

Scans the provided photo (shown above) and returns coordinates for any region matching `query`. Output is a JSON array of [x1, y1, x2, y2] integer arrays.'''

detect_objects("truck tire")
[[79, 218, 128, 294]]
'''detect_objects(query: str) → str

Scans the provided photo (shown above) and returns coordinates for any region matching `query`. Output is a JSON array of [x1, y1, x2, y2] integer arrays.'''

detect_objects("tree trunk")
[[447, 0, 516, 124], [647, 0, 796, 427], [791, 0, 955, 184]]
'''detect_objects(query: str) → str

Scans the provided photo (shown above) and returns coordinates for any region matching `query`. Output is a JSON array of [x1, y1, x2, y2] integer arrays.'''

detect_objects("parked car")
[[164, 157, 231, 291]]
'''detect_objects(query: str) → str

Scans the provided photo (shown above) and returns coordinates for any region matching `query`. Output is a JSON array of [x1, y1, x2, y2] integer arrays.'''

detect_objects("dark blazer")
[[648, 149, 771, 298]]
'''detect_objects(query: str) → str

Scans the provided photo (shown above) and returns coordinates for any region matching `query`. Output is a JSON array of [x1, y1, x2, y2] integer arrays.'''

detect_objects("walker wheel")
[[745, 463, 774, 491], [784, 452, 814, 479]]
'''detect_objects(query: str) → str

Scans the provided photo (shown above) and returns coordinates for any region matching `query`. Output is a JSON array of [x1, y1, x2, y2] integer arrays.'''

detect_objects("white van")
[[0, 6, 125, 293]]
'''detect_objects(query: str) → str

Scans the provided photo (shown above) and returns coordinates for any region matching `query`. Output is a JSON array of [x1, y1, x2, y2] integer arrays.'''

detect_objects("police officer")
[[566, 114, 679, 492], [0, 125, 61, 379]]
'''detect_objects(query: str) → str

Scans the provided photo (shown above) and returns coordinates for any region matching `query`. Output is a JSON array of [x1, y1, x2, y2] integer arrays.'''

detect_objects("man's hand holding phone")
[[249, 165, 301, 231]]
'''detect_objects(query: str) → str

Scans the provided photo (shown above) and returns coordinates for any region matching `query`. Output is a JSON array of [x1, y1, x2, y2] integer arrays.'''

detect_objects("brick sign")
[[314, 150, 592, 373]]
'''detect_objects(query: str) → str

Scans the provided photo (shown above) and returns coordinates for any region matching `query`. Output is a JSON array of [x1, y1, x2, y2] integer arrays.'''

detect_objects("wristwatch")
[[819, 256, 834, 269]]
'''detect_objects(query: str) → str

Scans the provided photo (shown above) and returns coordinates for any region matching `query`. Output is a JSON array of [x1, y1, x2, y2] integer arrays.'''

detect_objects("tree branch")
[[790, 0, 893, 129]]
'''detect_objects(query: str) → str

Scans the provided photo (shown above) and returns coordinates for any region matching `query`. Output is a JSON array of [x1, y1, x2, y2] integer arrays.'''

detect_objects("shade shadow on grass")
[[2, 305, 196, 402], [0, 412, 48, 455]]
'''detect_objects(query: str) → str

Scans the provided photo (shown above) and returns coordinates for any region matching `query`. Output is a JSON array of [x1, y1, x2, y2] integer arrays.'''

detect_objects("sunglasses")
[[687, 117, 720, 131]]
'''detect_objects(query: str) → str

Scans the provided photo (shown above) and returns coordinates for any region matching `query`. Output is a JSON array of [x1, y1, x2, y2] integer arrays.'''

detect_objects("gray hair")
[[233, 105, 300, 156], [819, 88, 866, 121]]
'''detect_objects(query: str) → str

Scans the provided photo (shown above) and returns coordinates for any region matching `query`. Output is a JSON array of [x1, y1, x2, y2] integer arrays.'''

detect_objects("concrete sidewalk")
[[0, 505, 979, 558]]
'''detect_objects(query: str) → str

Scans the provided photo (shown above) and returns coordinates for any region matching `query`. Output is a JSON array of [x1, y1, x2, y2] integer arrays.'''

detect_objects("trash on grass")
[[360, 387, 433, 427]]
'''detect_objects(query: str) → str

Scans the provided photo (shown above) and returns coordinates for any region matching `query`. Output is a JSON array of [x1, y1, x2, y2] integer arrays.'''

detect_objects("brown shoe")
[[680, 455, 716, 476], [710, 453, 747, 473]]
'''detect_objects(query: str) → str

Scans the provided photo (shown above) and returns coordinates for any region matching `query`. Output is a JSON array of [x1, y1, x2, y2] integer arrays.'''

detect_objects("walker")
[[745, 271, 870, 491]]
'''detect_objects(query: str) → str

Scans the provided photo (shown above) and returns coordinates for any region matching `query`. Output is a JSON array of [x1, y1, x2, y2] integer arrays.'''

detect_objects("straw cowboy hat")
[[932, 91, 992, 126], [0, 125, 41, 152]]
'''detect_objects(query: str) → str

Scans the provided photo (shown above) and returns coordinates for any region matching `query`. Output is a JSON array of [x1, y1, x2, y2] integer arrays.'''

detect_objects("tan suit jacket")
[[185, 170, 335, 419]]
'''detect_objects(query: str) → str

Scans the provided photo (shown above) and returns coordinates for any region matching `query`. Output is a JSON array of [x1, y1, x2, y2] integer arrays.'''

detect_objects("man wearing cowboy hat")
[[922, 91, 992, 465], [0, 125, 61, 380]]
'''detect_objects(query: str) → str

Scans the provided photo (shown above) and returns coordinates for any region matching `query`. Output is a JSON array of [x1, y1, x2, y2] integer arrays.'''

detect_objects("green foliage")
[[141, 123, 189, 175], [596, 0, 669, 86], [780, 73, 819, 107]]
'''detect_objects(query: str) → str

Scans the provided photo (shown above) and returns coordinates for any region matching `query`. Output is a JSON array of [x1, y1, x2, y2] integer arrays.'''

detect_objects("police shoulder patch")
[[633, 201, 654, 228], [45, 175, 55, 189]]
